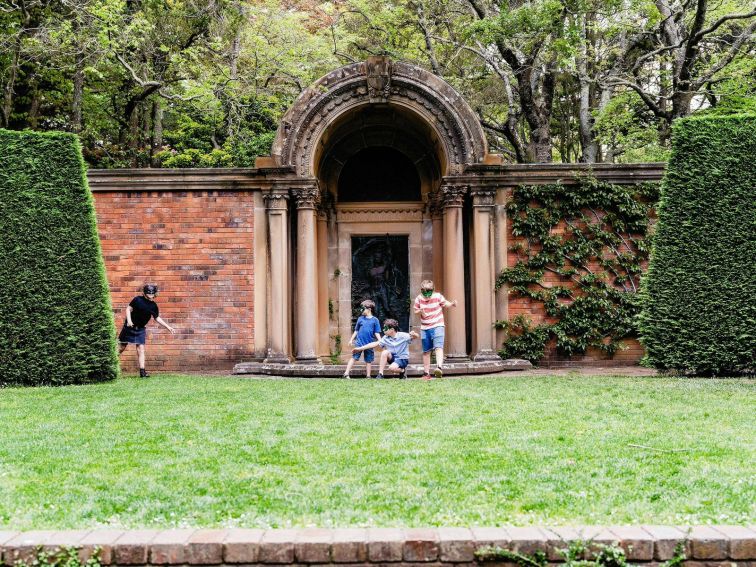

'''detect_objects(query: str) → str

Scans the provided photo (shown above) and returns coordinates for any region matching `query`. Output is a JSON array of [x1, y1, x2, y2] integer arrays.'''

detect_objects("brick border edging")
[[1, 526, 755, 566]]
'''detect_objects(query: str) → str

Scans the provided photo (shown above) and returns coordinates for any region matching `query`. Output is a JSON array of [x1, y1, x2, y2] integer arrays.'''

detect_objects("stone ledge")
[[232, 359, 532, 376], [1, 526, 754, 566]]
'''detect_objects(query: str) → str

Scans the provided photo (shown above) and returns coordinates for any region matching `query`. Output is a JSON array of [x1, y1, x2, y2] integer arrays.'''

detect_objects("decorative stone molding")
[[271, 59, 488, 176], [441, 184, 468, 208], [263, 191, 289, 210], [366, 55, 392, 102], [293, 187, 319, 209], [471, 189, 496, 207], [3, 526, 754, 566], [335, 202, 425, 223]]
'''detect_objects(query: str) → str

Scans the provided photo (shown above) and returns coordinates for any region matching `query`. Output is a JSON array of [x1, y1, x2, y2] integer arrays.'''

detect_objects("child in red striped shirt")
[[413, 279, 457, 380]]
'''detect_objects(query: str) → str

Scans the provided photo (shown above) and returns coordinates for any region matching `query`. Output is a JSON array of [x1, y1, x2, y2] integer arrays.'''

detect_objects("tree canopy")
[[1, 0, 754, 166]]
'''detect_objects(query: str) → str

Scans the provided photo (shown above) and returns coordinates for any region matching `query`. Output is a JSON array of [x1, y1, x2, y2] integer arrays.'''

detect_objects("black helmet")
[[143, 284, 158, 295]]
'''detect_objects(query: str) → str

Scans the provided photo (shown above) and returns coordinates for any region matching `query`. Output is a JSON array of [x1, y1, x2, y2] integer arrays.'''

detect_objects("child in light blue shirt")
[[352, 318, 419, 379]]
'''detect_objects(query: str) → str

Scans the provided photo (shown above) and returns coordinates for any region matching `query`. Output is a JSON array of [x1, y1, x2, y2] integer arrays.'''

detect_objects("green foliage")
[[497, 178, 659, 363], [14, 546, 101, 567], [639, 114, 756, 376], [477, 540, 686, 567], [329, 334, 343, 364], [0, 129, 119, 386], [494, 314, 550, 363]]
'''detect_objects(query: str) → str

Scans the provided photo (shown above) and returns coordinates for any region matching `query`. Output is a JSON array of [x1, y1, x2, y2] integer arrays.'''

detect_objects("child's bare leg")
[[379, 350, 391, 374], [136, 344, 146, 369], [423, 351, 431, 374], [388, 362, 400, 374], [344, 357, 356, 376], [365, 362, 372, 378], [118, 343, 128, 355], [435, 348, 444, 367]]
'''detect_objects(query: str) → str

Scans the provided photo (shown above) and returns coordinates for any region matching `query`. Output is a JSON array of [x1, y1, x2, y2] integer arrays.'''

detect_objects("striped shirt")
[[414, 292, 448, 330]]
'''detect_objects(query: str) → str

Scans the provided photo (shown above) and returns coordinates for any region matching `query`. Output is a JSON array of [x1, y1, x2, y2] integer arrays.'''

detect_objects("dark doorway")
[[338, 147, 421, 202], [351, 235, 410, 332]]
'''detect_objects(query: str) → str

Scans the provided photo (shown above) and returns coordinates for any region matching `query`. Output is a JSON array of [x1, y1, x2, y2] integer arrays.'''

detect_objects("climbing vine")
[[496, 177, 659, 363]]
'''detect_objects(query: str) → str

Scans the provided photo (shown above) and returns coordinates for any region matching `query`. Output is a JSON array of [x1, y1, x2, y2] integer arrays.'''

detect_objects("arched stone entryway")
[[260, 57, 501, 367]]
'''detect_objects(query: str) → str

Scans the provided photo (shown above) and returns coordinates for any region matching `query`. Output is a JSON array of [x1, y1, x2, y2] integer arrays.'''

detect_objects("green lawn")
[[0, 374, 753, 529]]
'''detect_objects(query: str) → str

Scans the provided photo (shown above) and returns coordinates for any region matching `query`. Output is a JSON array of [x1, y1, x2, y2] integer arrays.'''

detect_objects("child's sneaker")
[[139, 368, 150, 378], [422, 372, 432, 380], [343, 372, 351, 379], [398, 368, 407, 379], [376, 373, 384, 379], [434, 366, 443, 379]]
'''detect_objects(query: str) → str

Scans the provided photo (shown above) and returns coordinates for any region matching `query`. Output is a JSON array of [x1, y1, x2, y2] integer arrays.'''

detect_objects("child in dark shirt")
[[344, 299, 381, 378], [118, 284, 175, 377]]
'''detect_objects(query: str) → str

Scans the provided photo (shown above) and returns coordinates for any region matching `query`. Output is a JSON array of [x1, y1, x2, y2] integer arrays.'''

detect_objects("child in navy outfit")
[[344, 299, 382, 378], [118, 284, 175, 377]]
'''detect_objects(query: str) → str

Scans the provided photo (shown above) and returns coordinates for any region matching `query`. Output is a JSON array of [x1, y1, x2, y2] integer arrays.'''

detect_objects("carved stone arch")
[[270, 57, 488, 178]]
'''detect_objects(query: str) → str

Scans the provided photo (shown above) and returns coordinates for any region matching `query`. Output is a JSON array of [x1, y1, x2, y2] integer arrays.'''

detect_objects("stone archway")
[[260, 57, 500, 367]]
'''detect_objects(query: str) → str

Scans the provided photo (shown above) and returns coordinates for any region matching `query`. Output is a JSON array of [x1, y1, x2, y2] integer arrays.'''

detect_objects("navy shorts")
[[352, 348, 375, 363], [387, 353, 409, 369], [421, 326, 445, 352], [119, 324, 146, 345]]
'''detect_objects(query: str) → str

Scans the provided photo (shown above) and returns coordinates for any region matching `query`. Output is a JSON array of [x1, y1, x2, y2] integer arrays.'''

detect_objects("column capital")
[[441, 184, 468, 208], [263, 191, 290, 210], [294, 186, 320, 209], [470, 188, 496, 207]]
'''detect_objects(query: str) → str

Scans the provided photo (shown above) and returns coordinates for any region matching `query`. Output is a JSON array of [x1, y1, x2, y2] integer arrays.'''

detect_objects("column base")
[[473, 350, 502, 362], [445, 353, 471, 363], [295, 356, 322, 365], [263, 352, 291, 364]]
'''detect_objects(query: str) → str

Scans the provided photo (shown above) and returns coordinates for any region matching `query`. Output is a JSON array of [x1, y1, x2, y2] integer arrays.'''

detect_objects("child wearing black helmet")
[[118, 284, 175, 377]]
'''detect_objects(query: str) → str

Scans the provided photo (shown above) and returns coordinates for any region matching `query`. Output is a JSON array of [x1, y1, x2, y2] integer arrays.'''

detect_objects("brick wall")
[[93, 190, 256, 372], [506, 212, 647, 368]]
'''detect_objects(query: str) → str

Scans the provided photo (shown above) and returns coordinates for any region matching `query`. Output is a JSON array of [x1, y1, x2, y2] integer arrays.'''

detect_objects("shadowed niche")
[[338, 146, 421, 202]]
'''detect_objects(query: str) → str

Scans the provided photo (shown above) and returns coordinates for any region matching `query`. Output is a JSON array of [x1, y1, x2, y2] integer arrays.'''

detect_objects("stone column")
[[294, 187, 321, 364], [264, 191, 291, 363], [430, 192, 444, 289], [471, 188, 500, 361], [441, 184, 469, 361]]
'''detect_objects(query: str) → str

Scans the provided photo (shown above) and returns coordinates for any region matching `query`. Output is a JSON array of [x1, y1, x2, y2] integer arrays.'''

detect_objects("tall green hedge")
[[0, 130, 119, 386], [639, 114, 756, 375]]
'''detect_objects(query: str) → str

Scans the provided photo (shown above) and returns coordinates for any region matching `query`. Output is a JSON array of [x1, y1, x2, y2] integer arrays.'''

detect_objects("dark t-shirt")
[[128, 296, 159, 328]]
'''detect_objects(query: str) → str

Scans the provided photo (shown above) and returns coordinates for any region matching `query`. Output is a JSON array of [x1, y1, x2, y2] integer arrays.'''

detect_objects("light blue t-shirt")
[[378, 332, 413, 360]]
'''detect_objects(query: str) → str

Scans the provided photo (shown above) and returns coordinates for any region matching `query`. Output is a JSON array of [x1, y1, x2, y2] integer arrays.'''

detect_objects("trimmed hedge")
[[639, 114, 756, 375], [0, 129, 119, 386]]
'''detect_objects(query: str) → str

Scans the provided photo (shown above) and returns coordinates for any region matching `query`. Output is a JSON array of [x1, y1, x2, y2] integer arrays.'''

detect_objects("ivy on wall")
[[495, 177, 660, 364]]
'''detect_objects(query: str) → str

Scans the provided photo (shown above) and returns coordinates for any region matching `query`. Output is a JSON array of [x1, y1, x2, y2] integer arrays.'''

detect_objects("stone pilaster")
[[294, 186, 321, 364], [263, 190, 291, 364], [470, 188, 500, 361], [441, 184, 469, 361]]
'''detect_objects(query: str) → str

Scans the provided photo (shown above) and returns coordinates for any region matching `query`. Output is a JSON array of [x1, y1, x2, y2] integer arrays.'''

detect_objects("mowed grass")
[[0, 374, 754, 529]]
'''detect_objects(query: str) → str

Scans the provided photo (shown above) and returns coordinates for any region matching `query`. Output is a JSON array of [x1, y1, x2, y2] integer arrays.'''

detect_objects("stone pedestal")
[[471, 188, 500, 362]]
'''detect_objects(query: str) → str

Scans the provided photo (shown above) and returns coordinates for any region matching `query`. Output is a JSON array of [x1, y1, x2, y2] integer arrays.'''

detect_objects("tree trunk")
[[71, 51, 85, 133], [578, 13, 598, 163], [150, 98, 163, 167], [2, 46, 20, 128]]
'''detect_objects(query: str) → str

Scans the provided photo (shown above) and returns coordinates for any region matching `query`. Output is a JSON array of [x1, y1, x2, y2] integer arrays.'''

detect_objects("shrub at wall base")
[[639, 114, 756, 375], [0, 130, 119, 386]]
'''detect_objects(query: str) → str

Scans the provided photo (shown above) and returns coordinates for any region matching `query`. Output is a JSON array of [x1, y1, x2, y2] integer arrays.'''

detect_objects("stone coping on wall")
[[232, 359, 532, 376], [1, 526, 755, 566]]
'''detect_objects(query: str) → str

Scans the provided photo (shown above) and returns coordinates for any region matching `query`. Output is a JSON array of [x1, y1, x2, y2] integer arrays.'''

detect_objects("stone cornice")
[[86, 167, 309, 192], [459, 162, 666, 185]]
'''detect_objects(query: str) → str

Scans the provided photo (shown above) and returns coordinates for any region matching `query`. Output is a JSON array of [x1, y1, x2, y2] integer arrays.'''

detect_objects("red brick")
[[223, 528, 264, 563], [3, 531, 56, 564], [79, 529, 125, 564], [149, 529, 195, 564], [113, 530, 159, 565], [295, 528, 332, 563], [331, 528, 368, 563], [608, 526, 654, 560], [403, 528, 439, 562], [689, 526, 728, 560], [259, 529, 298, 563], [437, 528, 474, 562], [367, 528, 404, 562], [641, 525, 690, 560], [712, 526, 756, 560], [186, 529, 226, 564], [506, 527, 549, 556]]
